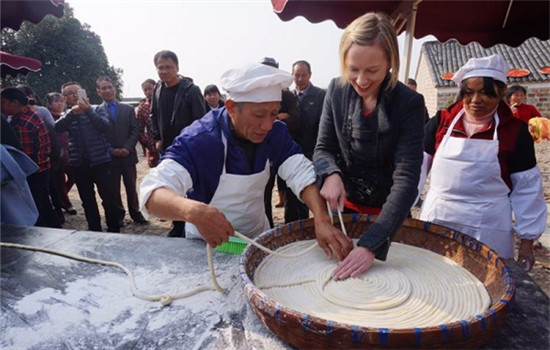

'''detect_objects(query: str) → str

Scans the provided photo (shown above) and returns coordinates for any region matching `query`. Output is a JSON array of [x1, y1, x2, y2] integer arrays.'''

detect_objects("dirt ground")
[[525, 141, 550, 297], [62, 143, 550, 297]]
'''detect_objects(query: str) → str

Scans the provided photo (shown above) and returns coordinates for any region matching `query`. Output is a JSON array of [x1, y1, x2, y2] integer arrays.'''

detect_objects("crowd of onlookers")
[[0, 17, 546, 274], [0, 48, 330, 235], [0, 49, 544, 235]]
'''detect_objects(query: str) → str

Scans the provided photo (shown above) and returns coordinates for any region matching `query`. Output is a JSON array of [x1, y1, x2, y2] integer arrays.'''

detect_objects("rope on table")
[[0, 231, 322, 306], [233, 231, 319, 258], [0, 203, 345, 306], [229, 202, 349, 259], [0, 242, 218, 306]]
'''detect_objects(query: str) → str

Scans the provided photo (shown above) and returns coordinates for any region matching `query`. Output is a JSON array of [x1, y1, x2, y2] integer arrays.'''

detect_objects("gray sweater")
[[314, 75, 424, 260]]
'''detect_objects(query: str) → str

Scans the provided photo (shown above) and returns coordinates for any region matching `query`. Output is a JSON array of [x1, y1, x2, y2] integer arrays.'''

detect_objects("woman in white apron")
[[419, 54, 546, 271]]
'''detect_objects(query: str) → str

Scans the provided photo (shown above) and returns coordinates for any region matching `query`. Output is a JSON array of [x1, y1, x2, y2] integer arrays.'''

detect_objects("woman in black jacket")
[[314, 12, 425, 280]]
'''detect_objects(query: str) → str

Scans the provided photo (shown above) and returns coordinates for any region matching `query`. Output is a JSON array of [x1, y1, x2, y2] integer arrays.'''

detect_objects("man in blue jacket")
[[140, 63, 352, 260], [55, 82, 122, 233]]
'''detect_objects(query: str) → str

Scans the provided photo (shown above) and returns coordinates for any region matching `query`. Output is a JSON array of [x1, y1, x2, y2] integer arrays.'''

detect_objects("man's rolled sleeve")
[[139, 159, 193, 218], [278, 154, 316, 202]]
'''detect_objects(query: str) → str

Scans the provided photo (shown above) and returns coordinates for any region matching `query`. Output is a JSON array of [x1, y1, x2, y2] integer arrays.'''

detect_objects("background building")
[[415, 38, 550, 118]]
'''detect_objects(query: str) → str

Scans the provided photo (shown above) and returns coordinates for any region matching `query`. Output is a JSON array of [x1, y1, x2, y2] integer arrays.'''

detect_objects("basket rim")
[[239, 215, 516, 334]]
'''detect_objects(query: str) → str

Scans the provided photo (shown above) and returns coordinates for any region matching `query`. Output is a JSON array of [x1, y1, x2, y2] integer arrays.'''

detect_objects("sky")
[[68, 0, 435, 98]]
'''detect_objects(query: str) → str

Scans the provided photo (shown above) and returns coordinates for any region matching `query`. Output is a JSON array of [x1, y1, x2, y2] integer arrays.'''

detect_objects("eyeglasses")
[[63, 90, 78, 96], [156, 65, 176, 72]]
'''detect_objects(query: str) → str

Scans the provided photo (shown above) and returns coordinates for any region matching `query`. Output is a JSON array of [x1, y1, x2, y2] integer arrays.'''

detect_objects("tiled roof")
[[421, 38, 550, 87]]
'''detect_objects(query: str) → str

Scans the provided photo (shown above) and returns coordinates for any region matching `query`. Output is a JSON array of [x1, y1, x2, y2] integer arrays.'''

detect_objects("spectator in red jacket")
[[1, 87, 61, 228], [507, 85, 541, 123]]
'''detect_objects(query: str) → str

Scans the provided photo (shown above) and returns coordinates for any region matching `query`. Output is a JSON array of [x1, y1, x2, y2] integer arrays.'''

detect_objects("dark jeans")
[[277, 175, 310, 223], [264, 173, 309, 227], [264, 172, 276, 228], [111, 161, 141, 221], [52, 158, 73, 209], [167, 221, 186, 237], [27, 169, 62, 228], [283, 185, 310, 223], [71, 162, 123, 232], [49, 158, 67, 224]]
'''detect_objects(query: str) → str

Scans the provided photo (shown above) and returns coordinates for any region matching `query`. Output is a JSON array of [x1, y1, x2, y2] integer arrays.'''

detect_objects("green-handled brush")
[[215, 236, 249, 255]]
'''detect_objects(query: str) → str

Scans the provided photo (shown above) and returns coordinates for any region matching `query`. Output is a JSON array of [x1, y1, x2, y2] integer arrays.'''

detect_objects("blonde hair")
[[339, 12, 400, 89]]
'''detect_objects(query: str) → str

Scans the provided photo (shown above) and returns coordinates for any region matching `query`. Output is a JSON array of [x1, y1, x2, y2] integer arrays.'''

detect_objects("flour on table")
[[3, 257, 290, 349]]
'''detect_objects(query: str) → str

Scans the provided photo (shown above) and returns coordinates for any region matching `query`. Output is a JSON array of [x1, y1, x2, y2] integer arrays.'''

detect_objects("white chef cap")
[[220, 62, 292, 103], [452, 54, 509, 85]]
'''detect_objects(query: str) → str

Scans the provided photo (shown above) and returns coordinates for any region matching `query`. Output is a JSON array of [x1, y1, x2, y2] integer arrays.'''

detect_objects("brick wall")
[[415, 53, 438, 117], [416, 52, 550, 119], [433, 85, 549, 118], [436, 89, 459, 113], [524, 83, 550, 118]]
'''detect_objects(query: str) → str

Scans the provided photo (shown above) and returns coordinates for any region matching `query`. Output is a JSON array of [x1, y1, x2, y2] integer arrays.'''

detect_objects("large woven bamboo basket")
[[239, 215, 515, 349]]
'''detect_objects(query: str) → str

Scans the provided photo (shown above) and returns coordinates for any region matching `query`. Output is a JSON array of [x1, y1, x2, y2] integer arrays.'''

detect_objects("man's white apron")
[[419, 110, 514, 258], [185, 133, 271, 239]]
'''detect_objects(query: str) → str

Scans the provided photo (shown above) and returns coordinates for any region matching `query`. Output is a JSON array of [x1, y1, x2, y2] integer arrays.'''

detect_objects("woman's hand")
[[332, 246, 375, 280], [517, 239, 535, 271], [320, 173, 346, 211]]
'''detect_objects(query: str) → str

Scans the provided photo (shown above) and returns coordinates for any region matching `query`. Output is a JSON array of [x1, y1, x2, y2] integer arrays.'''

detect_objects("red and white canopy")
[[1, 51, 42, 78], [1, 0, 65, 78], [271, 0, 549, 80], [1, 0, 65, 30]]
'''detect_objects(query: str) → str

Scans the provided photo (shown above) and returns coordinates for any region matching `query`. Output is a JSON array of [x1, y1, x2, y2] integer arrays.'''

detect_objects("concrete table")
[[1, 225, 548, 349]]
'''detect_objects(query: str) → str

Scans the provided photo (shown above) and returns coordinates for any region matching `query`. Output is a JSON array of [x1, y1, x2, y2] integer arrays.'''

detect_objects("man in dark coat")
[[292, 60, 326, 160], [285, 60, 328, 222], [259, 57, 306, 226], [97, 76, 147, 225], [149, 50, 206, 237], [150, 50, 206, 152]]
